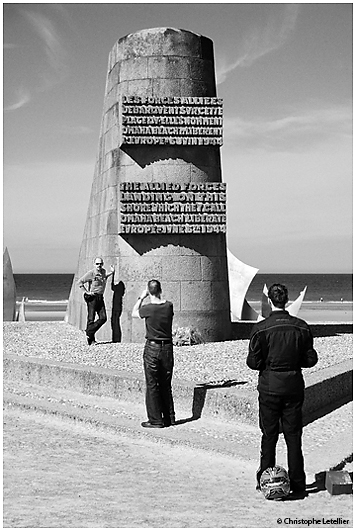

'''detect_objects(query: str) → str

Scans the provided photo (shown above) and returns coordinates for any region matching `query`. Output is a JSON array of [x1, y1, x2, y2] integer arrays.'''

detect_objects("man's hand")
[[105, 265, 115, 280], [132, 288, 149, 318], [140, 289, 149, 300]]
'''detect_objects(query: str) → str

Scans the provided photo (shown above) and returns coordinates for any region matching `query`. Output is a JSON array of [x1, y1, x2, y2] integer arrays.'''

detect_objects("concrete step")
[[3, 379, 261, 461], [3, 377, 353, 488], [3, 353, 352, 426]]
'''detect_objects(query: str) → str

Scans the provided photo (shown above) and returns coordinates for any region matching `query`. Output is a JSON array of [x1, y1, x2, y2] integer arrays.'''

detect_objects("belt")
[[266, 368, 300, 372], [147, 339, 172, 346]]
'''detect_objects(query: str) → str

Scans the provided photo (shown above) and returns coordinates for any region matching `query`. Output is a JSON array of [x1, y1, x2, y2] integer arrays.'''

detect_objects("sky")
[[3, 2, 353, 273]]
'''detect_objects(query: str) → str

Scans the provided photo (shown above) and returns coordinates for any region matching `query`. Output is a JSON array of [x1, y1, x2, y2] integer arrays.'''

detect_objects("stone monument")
[[3, 247, 16, 321], [67, 27, 231, 342]]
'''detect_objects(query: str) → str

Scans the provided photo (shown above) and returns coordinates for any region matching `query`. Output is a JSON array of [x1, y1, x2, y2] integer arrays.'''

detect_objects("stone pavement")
[[5, 406, 353, 529], [3, 376, 353, 528], [3, 378, 353, 484]]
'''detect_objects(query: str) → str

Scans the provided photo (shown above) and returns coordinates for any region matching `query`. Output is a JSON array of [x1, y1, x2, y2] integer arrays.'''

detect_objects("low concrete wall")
[[231, 322, 353, 340], [3, 354, 352, 426], [303, 359, 353, 423]]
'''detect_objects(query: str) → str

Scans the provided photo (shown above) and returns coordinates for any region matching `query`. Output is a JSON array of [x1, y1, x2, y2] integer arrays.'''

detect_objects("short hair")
[[94, 256, 104, 264], [147, 279, 162, 296], [268, 283, 288, 308]]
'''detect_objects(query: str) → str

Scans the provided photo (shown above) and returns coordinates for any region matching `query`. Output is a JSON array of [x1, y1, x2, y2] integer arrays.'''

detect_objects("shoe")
[[86, 335, 96, 346], [288, 490, 308, 500], [164, 418, 176, 427], [141, 421, 164, 429]]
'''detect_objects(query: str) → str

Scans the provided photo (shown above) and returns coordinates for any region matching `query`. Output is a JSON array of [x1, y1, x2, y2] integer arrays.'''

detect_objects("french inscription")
[[119, 182, 227, 234], [121, 96, 223, 146]]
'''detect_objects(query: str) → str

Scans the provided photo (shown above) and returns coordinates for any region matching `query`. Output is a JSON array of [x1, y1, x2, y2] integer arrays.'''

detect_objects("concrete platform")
[[3, 352, 353, 496], [3, 397, 353, 528], [3, 353, 352, 426], [3, 378, 353, 485]]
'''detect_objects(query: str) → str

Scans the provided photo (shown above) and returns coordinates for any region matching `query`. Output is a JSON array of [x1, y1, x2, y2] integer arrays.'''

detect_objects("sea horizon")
[[13, 272, 353, 303], [11, 272, 352, 323]]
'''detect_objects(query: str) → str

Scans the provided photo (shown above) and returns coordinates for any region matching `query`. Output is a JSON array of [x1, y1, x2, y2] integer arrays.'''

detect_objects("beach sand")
[[297, 303, 353, 323], [250, 301, 352, 324], [16, 302, 67, 322]]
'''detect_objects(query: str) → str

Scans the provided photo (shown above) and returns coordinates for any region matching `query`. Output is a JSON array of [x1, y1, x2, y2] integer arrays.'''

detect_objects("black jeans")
[[85, 294, 107, 339], [257, 391, 305, 492], [143, 341, 175, 426]]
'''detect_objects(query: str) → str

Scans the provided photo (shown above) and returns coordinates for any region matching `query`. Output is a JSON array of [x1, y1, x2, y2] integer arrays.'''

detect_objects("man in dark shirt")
[[247, 283, 318, 497], [132, 279, 175, 428]]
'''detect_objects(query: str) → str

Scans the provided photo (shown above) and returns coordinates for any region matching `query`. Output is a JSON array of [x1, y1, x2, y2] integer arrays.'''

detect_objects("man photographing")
[[132, 279, 175, 428], [247, 283, 318, 498], [78, 257, 114, 345]]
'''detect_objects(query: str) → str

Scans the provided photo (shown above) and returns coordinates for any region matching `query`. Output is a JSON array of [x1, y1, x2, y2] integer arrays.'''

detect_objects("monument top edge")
[[118, 27, 206, 42]]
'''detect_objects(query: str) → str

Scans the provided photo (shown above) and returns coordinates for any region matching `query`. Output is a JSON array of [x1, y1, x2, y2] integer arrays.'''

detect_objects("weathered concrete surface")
[[231, 321, 353, 340], [67, 28, 231, 343], [3, 401, 352, 528], [3, 354, 352, 426], [3, 248, 16, 321], [303, 359, 353, 423]]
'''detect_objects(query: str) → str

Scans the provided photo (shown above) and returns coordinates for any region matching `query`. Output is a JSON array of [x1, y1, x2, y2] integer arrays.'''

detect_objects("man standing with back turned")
[[132, 279, 175, 428], [78, 257, 114, 345], [247, 283, 318, 498]]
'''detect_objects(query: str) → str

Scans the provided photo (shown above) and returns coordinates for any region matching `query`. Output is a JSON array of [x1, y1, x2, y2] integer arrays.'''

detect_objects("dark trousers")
[[257, 391, 306, 492], [86, 294, 107, 339], [143, 341, 175, 426]]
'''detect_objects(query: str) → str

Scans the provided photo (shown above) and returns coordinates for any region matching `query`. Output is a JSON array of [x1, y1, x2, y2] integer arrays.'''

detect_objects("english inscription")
[[119, 182, 227, 234]]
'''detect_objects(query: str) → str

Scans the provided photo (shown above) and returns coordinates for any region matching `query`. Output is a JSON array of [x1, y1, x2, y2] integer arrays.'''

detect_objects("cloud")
[[22, 9, 68, 90], [4, 7, 70, 112], [57, 125, 94, 136], [217, 4, 299, 84], [223, 103, 352, 151], [4, 87, 31, 112]]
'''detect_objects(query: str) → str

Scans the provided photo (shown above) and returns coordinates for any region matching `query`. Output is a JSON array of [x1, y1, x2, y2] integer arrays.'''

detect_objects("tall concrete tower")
[[67, 28, 231, 342]]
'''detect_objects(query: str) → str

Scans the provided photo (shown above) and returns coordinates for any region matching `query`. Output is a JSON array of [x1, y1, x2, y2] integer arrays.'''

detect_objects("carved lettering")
[[121, 95, 223, 146], [119, 182, 227, 234]]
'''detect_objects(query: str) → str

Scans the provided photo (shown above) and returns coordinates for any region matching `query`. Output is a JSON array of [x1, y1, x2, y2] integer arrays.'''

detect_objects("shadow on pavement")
[[195, 379, 248, 389], [175, 380, 248, 425], [303, 395, 353, 427], [306, 454, 353, 495]]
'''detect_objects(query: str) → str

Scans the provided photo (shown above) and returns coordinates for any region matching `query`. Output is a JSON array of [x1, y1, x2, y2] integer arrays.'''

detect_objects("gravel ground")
[[3, 322, 353, 388]]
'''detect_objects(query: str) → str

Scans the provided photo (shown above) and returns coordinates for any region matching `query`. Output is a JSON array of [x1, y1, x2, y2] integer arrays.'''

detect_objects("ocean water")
[[14, 274, 74, 302], [14, 273, 352, 303], [246, 273, 352, 303]]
